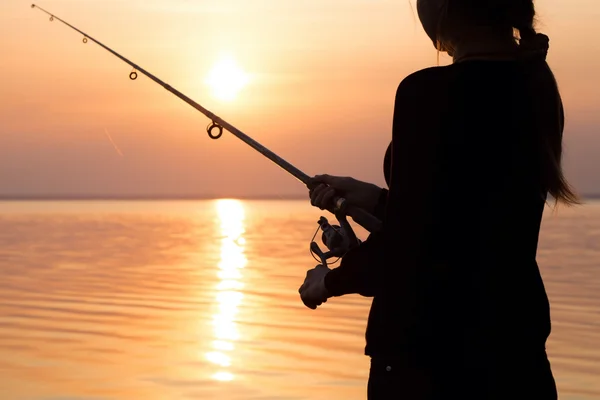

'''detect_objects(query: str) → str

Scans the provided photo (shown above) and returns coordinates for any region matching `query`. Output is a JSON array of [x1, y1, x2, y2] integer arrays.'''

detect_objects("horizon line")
[[1, 194, 600, 201], [0, 194, 309, 201]]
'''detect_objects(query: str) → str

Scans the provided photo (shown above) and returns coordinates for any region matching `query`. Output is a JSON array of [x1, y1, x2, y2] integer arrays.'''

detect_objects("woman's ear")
[[417, 0, 448, 46]]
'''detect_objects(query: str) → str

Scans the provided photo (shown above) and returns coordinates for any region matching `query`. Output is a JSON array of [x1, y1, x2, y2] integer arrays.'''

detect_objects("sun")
[[205, 54, 250, 102]]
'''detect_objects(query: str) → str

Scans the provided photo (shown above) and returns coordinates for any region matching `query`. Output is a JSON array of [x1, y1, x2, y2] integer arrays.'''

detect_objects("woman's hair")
[[437, 0, 580, 206]]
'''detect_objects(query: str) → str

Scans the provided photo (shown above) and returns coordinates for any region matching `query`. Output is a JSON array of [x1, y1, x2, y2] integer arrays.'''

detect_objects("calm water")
[[0, 200, 598, 400]]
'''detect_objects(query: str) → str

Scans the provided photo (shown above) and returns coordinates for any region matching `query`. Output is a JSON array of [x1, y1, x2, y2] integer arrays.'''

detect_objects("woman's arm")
[[324, 71, 446, 298]]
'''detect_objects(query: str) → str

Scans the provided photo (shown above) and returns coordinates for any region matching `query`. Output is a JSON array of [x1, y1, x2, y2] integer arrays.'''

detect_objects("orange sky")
[[1, 0, 599, 198]]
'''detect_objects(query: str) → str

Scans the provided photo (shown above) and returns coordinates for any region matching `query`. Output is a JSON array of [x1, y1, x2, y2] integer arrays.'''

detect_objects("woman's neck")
[[451, 30, 519, 63]]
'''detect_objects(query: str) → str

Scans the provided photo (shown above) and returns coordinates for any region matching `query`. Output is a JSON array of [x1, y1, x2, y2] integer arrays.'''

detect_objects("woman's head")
[[415, 0, 579, 206], [416, 0, 538, 55]]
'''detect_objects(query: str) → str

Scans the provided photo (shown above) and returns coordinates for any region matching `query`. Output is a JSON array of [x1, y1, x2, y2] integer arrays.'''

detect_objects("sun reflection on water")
[[207, 199, 247, 382]]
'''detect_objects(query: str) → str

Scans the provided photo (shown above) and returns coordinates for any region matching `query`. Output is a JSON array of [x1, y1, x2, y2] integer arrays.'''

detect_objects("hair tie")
[[519, 33, 550, 61]]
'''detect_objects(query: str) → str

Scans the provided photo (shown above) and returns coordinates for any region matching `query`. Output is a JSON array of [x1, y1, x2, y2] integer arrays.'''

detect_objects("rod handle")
[[333, 197, 382, 233], [306, 179, 383, 233]]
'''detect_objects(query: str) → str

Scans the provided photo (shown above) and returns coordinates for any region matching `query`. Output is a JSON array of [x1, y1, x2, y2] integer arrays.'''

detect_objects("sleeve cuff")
[[323, 267, 348, 297], [323, 245, 368, 297]]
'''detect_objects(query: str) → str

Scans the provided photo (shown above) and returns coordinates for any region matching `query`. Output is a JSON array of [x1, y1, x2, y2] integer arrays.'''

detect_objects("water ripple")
[[0, 200, 598, 399]]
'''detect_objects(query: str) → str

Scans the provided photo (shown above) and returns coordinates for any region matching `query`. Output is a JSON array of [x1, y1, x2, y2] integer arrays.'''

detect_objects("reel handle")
[[310, 241, 328, 266]]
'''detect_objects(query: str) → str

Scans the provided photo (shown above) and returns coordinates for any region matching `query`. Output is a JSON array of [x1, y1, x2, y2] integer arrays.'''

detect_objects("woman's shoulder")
[[398, 65, 452, 90], [394, 65, 453, 104]]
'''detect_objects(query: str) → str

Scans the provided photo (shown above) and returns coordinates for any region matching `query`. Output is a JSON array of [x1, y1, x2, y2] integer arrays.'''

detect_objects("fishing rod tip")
[[31, 4, 36, 8]]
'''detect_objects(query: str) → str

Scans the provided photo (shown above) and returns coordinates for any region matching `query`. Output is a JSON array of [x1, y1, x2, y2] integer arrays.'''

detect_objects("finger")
[[308, 186, 325, 203], [309, 183, 326, 199], [319, 187, 337, 209], [306, 177, 321, 191], [300, 289, 325, 309], [311, 188, 333, 210], [313, 185, 333, 204], [309, 298, 322, 309], [308, 182, 319, 197], [309, 184, 327, 206], [314, 174, 345, 189], [300, 293, 317, 309], [300, 285, 317, 304], [314, 187, 336, 210], [313, 174, 334, 184]]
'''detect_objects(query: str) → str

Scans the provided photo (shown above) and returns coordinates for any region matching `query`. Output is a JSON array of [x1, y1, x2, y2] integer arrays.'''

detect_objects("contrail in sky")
[[104, 128, 124, 157]]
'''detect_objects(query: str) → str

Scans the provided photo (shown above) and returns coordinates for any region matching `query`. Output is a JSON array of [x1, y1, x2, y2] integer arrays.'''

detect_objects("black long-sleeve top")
[[324, 59, 561, 363]]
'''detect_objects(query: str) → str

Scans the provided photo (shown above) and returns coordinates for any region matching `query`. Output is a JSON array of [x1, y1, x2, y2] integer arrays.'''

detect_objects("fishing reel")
[[310, 212, 361, 267]]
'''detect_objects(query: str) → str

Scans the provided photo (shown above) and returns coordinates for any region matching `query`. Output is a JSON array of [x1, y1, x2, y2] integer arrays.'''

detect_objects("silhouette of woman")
[[298, 0, 580, 398]]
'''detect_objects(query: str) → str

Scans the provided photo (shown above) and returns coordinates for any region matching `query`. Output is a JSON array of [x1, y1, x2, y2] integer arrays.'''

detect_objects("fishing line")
[[30, 3, 382, 233]]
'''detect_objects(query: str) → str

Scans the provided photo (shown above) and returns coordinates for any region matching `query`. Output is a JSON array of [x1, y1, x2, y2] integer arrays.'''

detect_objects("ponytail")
[[434, 0, 580, 206], [513, 21, 580, 206]]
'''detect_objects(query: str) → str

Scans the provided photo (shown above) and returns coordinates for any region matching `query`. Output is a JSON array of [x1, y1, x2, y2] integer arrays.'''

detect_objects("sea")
[[0, 199, 598, 400]]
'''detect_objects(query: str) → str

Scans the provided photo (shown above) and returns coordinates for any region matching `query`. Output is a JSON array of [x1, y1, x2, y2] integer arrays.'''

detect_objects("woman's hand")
[[308, 174, 382, 213], [298, 264, 332, 309]]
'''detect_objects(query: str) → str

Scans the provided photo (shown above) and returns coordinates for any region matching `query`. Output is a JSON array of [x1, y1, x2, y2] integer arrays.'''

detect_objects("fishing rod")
[[30, 4, 382, 237]]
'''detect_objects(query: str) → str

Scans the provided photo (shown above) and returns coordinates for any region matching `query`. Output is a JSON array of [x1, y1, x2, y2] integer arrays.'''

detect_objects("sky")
[[1, 0, 599, 198]]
